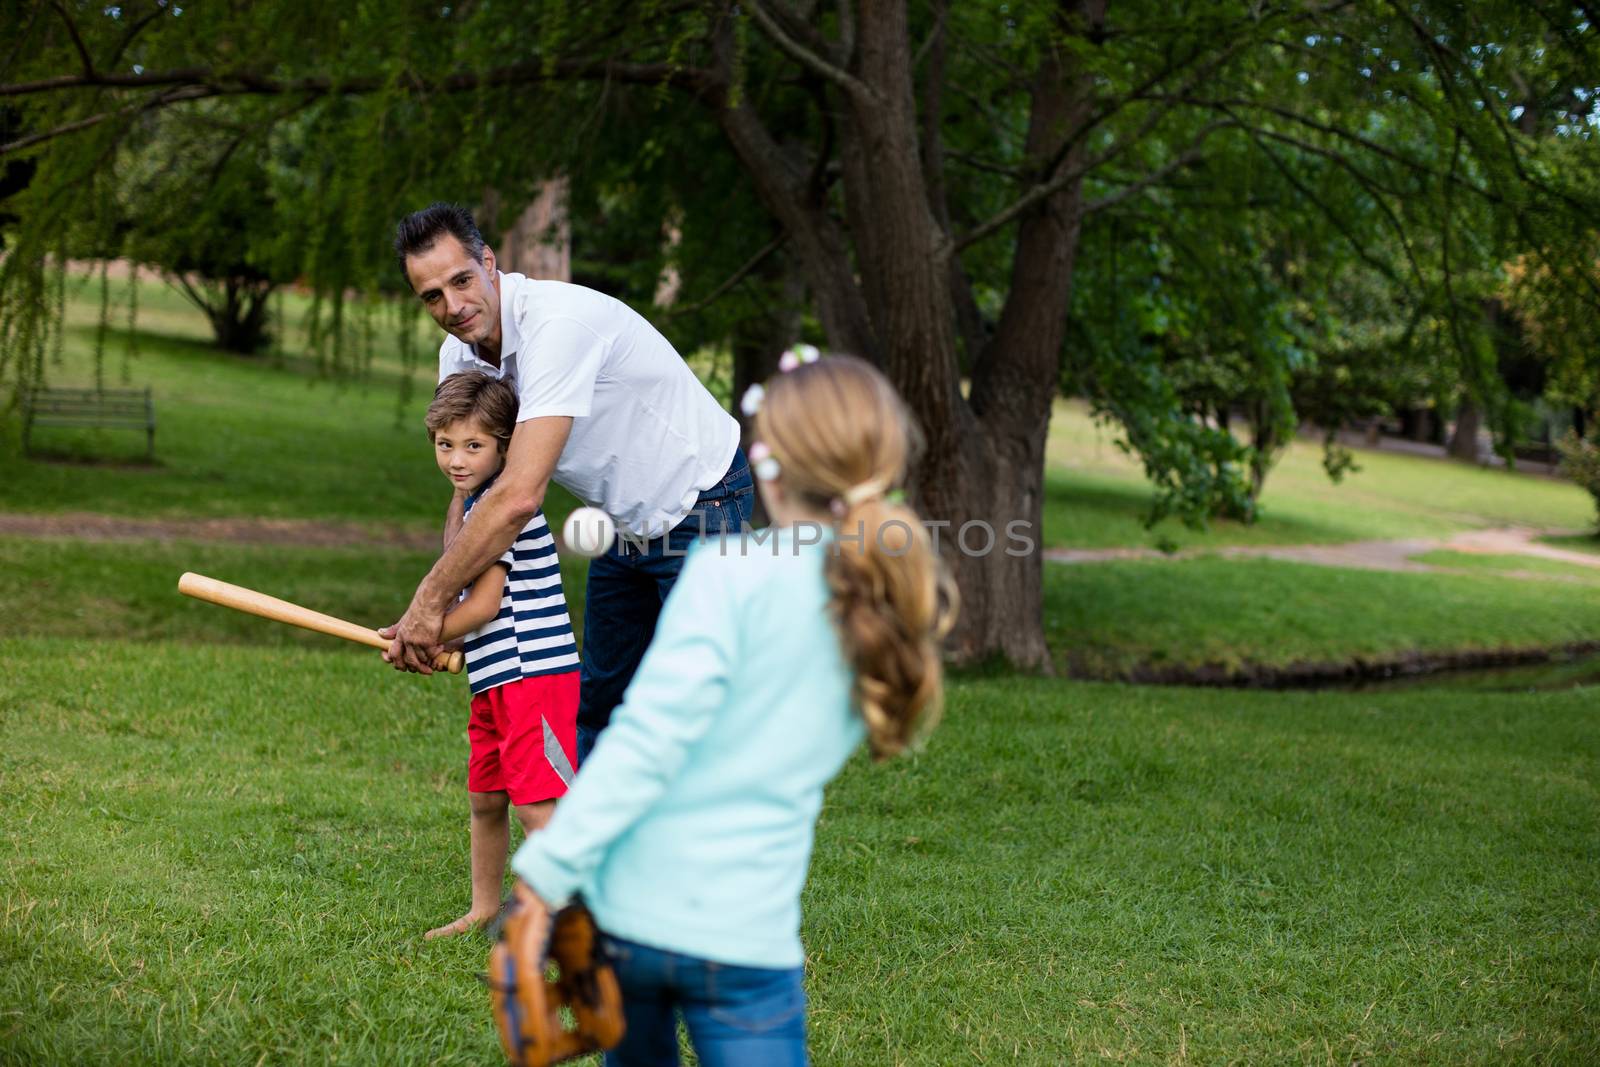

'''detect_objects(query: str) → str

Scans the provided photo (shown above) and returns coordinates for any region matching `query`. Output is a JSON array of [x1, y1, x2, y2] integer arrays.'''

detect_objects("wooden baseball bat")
[[177, 572, 464, 674]]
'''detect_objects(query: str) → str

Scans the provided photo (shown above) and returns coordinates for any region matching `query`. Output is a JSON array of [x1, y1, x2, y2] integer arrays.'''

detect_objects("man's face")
[[405, 235, 501, 349]]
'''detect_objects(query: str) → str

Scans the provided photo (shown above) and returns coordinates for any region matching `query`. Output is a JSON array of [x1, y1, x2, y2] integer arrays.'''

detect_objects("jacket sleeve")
[[511, 541, 736, 905]]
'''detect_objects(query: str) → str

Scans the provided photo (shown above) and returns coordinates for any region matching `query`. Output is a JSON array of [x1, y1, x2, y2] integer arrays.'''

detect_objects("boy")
[[422, 371, 581, 940]]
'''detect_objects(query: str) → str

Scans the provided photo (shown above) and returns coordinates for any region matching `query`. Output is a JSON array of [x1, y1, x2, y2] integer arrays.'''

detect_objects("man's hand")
[[379, 598, 447, 674]]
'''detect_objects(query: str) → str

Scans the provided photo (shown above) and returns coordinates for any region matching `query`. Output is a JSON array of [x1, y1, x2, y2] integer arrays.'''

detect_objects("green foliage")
[[2, 0, 1598, 544], [115, 106, 299, 353], [1556, 429, 1600, 532]]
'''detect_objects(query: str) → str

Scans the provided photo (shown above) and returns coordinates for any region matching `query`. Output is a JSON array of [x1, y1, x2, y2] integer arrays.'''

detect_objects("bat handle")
[[432, 649, 465, 674]]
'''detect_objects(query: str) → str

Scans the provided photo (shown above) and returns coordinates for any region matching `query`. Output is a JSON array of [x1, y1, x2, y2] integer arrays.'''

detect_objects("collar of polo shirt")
[[464, 271, 522, 372]]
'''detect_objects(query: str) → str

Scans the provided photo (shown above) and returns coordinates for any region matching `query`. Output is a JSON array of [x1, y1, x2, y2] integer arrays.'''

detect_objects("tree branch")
[[945, 148, 1025, 179], [666, 234, 787, 318], [1239, 111, 1434, 299], [912, 1, 948, 69], [0, 57, 718, 100], [1146, 93, 1505, 205], [0, 3, 45, 83], [1238, 123, 1414, 292], [956, 119, 1233, 251], [0, 56, 723, 159], [1081, 126, 1231, 215], [836, 0, 856, 61], [166, 270, 216, 319], [107, 4, 171, 69], [0, 85, 218, 156], [744, 0, 871, 99], [50, 0, 96, 79]]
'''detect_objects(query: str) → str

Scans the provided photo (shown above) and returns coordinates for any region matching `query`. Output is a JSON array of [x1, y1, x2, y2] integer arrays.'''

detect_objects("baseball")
[[563, 506, 617, 558]]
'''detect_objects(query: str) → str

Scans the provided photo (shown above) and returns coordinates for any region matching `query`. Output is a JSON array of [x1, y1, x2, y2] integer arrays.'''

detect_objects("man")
[[383, 203, 752, 763]]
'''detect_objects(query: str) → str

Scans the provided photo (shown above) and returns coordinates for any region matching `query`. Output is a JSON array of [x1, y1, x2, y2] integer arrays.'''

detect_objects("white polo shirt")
[[438, 273, 740, 538]]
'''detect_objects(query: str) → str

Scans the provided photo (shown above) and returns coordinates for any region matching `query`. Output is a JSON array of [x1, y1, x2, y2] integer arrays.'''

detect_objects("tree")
[[114, 107, 294, 353], [3, 2, 1598, 666]]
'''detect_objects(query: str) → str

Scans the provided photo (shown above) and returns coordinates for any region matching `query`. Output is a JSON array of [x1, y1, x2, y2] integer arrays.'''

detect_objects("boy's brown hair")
[[426, 372, 519, 448]]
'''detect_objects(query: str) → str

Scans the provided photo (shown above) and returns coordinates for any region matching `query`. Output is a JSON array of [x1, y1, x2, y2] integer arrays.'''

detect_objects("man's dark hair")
[[393, 203, 486, 285]]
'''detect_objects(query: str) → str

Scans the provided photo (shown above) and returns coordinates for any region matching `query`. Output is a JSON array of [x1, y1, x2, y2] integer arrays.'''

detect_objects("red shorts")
[[467, 672, 579, 805]]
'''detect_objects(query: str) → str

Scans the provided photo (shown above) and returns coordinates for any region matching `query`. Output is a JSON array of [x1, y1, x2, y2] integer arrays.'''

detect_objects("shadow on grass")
[[1541, 532, 1600, 555], [19, 447, 164, 470]]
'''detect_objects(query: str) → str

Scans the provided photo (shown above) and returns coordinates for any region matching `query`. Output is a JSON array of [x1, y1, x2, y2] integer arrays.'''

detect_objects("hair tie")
[[842, 481, 889, 508], [748, 440, 781, 482], [778, 344, 821, 374]]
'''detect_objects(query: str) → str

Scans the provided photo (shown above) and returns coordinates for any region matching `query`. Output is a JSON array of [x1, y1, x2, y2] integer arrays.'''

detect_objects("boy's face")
[[433, 416, 505, 495]]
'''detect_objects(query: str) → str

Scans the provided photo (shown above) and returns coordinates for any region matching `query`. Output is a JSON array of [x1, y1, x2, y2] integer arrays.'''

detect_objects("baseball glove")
[[488, 882, 625, 1066]]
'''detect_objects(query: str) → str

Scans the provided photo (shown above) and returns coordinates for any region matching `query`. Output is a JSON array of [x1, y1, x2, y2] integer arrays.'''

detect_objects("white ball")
[[563, 507, 617, 559]]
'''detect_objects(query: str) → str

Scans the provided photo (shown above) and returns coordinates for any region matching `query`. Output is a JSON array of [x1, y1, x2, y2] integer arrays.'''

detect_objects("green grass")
[[1541, 533, 1600, 556], [1412, 550, 1600, 584], [1045, 556, 1600, 677], [1045, 401, 1595, 550], [0, 536, 591, 650], [2, 273, 581, 527], [1, 641, 1595, 1064]]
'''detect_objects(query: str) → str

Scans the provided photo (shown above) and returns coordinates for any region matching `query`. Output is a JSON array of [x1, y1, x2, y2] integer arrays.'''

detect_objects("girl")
[[509, 354, 957, 1066]]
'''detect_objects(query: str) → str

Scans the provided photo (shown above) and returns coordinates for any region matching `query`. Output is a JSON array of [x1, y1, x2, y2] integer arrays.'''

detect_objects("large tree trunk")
[[699, 1, 1106, 669], [1449, 400, 1483, 462], [207, 278, 274, 354]]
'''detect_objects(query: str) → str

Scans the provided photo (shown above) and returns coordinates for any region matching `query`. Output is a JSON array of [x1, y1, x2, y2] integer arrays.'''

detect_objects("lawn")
[[1044, 556, 1600, 678], [1044, 401, 1594, 550], [1, 273, 583, 528], [2, 639, 1595, 1064], [1542, 533, 1600, 556], [3, 269, 1598, 1064], [0, 537, 591, 650], [1412, 549, 1600, 584]]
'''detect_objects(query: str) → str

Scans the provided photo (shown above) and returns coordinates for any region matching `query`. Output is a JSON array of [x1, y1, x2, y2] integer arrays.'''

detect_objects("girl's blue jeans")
[[601, 935, 808, 1067]]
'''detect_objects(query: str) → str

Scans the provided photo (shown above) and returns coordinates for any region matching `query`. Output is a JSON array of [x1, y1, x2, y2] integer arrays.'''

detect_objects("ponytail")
[[752, 354, 960, 758], [825, 496, 958, 760]]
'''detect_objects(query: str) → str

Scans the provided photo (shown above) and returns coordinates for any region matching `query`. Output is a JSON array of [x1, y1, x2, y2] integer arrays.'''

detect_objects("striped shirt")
[[459, 479, 580, 694]]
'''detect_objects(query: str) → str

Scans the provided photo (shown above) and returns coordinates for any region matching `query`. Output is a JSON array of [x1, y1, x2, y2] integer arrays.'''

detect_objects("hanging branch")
[[666, 234, 786, 318], [124, 265, 139, 383]]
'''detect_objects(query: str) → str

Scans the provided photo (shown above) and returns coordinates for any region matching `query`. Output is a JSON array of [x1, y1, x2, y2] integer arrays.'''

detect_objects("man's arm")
[[383, 415, 573, 672], [443, 491, 467, 551], [437, 563, 509, 644]]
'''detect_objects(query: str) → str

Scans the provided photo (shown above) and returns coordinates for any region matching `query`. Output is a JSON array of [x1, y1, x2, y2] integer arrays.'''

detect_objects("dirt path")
[[1046, 525, 1600, 576]]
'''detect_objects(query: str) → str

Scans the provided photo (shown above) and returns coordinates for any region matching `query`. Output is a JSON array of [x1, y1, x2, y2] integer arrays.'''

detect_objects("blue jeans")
[[576, 449, 754, 763], [601, 936, 808, 1067]]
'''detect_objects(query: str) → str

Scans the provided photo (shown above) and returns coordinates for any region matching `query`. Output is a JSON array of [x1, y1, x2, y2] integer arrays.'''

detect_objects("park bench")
[[22, 386, 156, 460]]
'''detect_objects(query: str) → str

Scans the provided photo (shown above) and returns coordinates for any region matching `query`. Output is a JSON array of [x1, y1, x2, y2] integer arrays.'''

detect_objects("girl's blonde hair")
[[754, 356, 959, 759]]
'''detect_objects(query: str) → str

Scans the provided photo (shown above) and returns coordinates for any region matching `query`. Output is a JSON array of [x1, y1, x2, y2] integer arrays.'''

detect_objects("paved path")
[[1045, 525, 1600, 577]]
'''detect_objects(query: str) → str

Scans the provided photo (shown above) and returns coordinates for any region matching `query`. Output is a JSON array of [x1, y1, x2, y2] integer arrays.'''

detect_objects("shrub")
[[1556, 429, 1600, 534]]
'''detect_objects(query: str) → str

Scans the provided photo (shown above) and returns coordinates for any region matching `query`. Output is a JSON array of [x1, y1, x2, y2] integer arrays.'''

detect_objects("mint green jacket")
[[512, 529, 864, 968]]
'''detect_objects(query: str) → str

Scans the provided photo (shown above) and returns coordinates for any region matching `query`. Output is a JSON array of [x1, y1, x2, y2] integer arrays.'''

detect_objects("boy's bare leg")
[[513, 798, 556, 836], [425, 789, 510, 940]]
